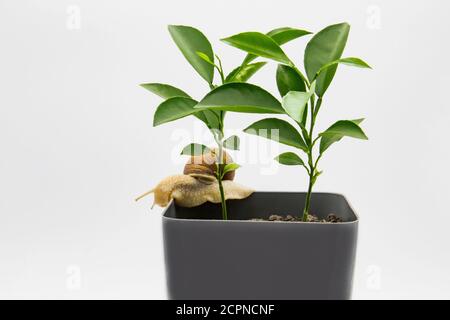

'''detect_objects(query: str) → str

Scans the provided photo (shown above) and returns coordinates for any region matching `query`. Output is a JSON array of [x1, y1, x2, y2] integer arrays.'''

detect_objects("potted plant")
[[136, 25, 268, 217], [139, 23, 371, 300]]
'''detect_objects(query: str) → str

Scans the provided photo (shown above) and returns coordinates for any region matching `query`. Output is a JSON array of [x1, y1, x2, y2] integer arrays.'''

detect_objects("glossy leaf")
[[196, 51, 215, 66], [244, 118, 307, 151], [168, 25, 214, 83], [281, 91, 310, 124], [276, 64, 306, 97], [320, 120, 367, 139], [301, 104, 308, 128], [243, 27, 312, 65], [196, 83, 283, 114], [193, 111, 209, 126], [223, 135, 240, 150], [225, 62, 267, 83], [267, 27, 312, 45], [319, 119, 367, 153], [222, 163, 241, 178], [315, 57, 371, 79], [142, 84, 211, 127], [281, 81, 315, 126], [319, 119, 365, 153], [201, 109, 221, 129], [140, 83, 190, 99], [153, 97, 199, 126], [304, 23, 350, 96], [221, 32, 291, 65], [180, 143, 210, 156], [275, 152, 305, 166]]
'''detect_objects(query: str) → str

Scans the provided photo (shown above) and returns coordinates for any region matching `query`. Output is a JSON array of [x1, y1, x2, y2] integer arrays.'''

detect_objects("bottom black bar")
[[0, 300, 447, 318]]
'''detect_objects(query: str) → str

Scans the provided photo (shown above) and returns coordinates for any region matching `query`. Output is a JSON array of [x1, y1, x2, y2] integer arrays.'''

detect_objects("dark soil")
[[250, 213, 343, 223]]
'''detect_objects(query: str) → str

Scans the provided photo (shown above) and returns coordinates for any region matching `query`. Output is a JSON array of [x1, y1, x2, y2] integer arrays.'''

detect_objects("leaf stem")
[[302, 164, 311, 175], [311, 136, 321, 147], [313, 153, 323, 169], [215, 54, 226, 84], [314, 96, 323, 119], [290, 63, 310, 89]]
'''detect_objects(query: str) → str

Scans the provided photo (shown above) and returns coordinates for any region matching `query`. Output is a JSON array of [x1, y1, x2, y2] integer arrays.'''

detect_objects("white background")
[[1, 0, 449, 299]]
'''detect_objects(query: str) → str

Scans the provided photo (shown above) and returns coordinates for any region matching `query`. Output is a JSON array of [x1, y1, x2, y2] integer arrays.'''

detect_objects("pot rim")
[[162, 191, 359, 225]]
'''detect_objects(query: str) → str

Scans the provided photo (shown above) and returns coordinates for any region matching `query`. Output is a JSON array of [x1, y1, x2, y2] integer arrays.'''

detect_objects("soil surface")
[[250, 213, 343, 223]]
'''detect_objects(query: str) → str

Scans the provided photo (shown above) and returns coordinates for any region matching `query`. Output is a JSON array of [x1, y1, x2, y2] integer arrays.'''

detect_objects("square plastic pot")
[[162, 192, 358, 300]]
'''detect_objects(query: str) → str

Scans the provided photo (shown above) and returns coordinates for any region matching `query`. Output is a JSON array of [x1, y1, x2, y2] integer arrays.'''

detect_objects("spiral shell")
[[183, 149, 235, 181]]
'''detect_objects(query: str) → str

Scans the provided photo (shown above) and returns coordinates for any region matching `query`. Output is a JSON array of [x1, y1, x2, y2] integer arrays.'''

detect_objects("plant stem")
[[302, 172, 314, 221], [301, 96, 323, 221], [216, 137, 228, 220], [217, 169, 228, 220], [213, 60, 229, 220], [212, 85, 228, 220]]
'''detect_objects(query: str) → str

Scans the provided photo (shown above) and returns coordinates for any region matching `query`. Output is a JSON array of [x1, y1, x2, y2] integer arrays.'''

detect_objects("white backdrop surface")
[[1, 0, 449, 299]]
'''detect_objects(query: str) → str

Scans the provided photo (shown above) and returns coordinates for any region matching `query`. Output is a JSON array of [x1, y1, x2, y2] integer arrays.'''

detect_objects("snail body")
[[136, 149, 253, 208]]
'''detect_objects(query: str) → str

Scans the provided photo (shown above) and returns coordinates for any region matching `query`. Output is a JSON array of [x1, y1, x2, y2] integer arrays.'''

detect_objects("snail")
[[135, 149, 253, 208]]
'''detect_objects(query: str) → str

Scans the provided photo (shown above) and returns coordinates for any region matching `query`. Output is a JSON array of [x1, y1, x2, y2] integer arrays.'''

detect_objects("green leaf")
[[221, 32, 291, 65], [193, 111, 209, 126], [140, 83, 218, 128], [275, 152, 305, 166], [143, 85, 218, 129], [153, 97, 199, 126], [319, 119, 367, 153], [267, 27, 312, 45], [222, 163, 241, 178], [187, 110, 222, 130], [276, 64, 306, 97], [196, 51, 216, 66], [168, 25, 214, 84], [315, 57, 371, 79], [301, 104, 308, 128], [320, 120, 367, 139], [225, 62, 267, 83], [304, 22, 350, 96], [243, 27, 312, 65], [223, 135, 240, 150], [280, 81, 315, 124], [244, 118, 307, 151], [201, 109, 221, 129], [180, 143, 210, 156], [140, 83, 190, 99], [195, 83, 283, 114], [281, 91, 310, 124]]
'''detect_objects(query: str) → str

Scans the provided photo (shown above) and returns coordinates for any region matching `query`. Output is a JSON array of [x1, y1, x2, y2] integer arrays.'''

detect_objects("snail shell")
[[183, 149, 235, 181], [135, 148, 253, 208]]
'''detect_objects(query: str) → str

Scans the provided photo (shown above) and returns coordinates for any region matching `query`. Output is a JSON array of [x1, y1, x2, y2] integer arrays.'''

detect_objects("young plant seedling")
[[140, 25, 276, 219], [195, 23, 371, 221]]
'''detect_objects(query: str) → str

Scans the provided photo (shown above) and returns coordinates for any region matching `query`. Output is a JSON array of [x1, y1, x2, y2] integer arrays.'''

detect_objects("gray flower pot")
[[162, 192, 358, 300]]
